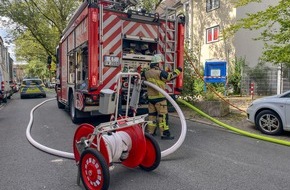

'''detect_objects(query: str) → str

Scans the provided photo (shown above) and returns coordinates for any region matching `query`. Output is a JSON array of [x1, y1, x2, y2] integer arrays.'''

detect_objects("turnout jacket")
[[143, 67, 181, 101]]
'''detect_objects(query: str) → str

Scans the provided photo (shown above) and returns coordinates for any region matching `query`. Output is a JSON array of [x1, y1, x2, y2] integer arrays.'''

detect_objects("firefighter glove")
[[177, 67, 183, 72], [173, 68, 181, 75]]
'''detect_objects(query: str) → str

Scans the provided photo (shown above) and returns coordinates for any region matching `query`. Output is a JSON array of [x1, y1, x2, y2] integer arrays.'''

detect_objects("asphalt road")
[[0, 92, 290, 190]]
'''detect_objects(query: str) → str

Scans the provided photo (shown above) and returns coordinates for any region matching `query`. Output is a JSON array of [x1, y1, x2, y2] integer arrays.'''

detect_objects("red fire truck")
[[55, 0, 185, 123]]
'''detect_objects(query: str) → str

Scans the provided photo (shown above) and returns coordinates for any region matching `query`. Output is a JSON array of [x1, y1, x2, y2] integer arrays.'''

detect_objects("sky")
[[0, 28, 17, 61], [0, 16, 25, 64]]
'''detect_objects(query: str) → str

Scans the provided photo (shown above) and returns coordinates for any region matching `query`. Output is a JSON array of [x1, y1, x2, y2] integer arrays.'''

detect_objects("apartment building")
[[158, 0, 283, 94], [159, 0, 279, 66], [235, 0, 278, 67], [0, 36, 14, 101]]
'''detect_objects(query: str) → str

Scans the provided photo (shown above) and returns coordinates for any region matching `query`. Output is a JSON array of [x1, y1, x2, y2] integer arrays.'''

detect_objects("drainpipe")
[[277, 63, 282, 94]]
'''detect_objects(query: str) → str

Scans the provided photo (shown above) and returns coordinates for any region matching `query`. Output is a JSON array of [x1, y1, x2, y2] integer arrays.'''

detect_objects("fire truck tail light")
[[1, 81, 4, 91], [84, 94, 99, 105], [92, 11, 97, 22], [92, 95, 98, 101], [92, 75, 97, 86]]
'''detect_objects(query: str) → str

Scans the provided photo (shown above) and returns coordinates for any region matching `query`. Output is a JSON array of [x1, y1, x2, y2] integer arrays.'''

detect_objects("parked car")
[[47, 82, 56, 89], [20, 78, 46, 99], [9, 80, 18, 93], [246, 90, 290, 135]]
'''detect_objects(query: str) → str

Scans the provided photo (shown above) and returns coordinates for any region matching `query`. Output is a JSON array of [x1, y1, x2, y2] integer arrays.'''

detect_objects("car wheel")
[[255, 110, 283, 135]]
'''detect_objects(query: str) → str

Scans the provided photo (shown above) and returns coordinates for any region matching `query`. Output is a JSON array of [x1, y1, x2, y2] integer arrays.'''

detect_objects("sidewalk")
[[171, 97, 290, 142]]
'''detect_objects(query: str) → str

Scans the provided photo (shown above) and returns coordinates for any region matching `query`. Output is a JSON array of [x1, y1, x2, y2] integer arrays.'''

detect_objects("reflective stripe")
[[158, 114, 169, 131], [21, 85, 45, 94], [148, 95, 165, 99], [174, 69, 181, 75]]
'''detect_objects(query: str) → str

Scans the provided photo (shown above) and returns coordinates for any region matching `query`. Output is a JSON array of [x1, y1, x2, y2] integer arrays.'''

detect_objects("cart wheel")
[[73, 123, 110, 165], [139, 133, 161, 171], [80, 148, 110, 190]]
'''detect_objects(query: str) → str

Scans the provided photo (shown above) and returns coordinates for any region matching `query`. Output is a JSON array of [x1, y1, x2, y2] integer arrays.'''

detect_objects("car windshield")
[[23, 80, 43, 85], [280, 91, 290, 98]]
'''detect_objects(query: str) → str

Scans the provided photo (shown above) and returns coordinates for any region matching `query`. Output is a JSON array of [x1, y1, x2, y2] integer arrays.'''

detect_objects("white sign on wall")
[[211, 69, 221, 77]]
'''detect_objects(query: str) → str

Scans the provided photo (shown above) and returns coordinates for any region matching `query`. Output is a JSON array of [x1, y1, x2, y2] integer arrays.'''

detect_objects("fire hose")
[[26, 81, 187, 159], [177, 99, 290, 146]]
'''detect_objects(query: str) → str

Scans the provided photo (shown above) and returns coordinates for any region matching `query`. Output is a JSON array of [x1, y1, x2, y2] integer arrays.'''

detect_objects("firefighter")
[[143, 54, 182, 140]]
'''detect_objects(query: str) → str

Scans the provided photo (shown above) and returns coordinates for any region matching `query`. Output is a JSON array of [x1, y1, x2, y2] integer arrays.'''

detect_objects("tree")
[[228, 57, 245, 95], [0, 0, 81, 61], [24, 59, 49, 80], [0, 0, 81, 80], [0, 0, 163, 63], [139, 0, 162, 12], [226, 0, 290, 66], [14, 31, 47, 62]]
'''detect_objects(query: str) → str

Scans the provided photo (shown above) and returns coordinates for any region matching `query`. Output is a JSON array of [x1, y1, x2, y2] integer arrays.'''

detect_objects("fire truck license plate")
[[104, 55, 120, 67]]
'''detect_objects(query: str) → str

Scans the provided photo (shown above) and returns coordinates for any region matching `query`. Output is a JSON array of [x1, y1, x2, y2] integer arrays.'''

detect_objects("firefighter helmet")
[[150, 54, 163, 68], [151, 54, 163, 63]]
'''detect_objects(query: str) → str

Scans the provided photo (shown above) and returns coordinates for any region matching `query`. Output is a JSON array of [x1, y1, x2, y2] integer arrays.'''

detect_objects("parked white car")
[[247, 90, 290, 135]]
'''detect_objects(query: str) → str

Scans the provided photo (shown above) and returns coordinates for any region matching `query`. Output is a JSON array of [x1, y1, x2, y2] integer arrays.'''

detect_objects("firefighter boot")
[[161, 130, 174, 140]]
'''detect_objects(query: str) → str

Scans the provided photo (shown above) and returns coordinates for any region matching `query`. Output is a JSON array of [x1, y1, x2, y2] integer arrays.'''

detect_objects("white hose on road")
[[26, 82, 187, 159], [26, 98, 74, 159]]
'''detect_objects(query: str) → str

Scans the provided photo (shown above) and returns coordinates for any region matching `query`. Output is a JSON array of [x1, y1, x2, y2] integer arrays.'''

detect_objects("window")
[[206, 26, 219, 43], [22, 79, 43, 85], [206, 0, 220, 12]]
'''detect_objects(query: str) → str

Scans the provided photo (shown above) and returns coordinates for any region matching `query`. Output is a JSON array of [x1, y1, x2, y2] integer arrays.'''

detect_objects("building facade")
[[158, 0, 283, 95]]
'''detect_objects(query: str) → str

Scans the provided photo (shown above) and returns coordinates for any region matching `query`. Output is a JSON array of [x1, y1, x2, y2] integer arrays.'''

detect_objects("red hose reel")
[[73, 116, 161, 190]]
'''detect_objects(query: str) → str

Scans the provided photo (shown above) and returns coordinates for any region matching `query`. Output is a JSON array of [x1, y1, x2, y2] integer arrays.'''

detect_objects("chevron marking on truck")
[[75, 92, 84, 110], [123, 21, 158, 39], [97, 66, 122, 91], [99, 14, 123, 91], [103, 14, 122, 56]]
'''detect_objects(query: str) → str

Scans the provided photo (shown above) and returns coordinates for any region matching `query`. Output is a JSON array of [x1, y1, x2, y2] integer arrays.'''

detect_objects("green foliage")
[[213, 83, 226, 95], [182, 48, 200, 97], [232, 0, 261, 7], [228, 57, 245, 94], [0, 0, 162, 64], [184, 45, 207, 97], [25, 60, 50, 80], [15, 31, 47, 62], [204, 91, 219, 101], [138, 0, 162, 12], [0, 0, 81, 61], [193, 77, 204, 96], [226, 0, 290, 66]]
